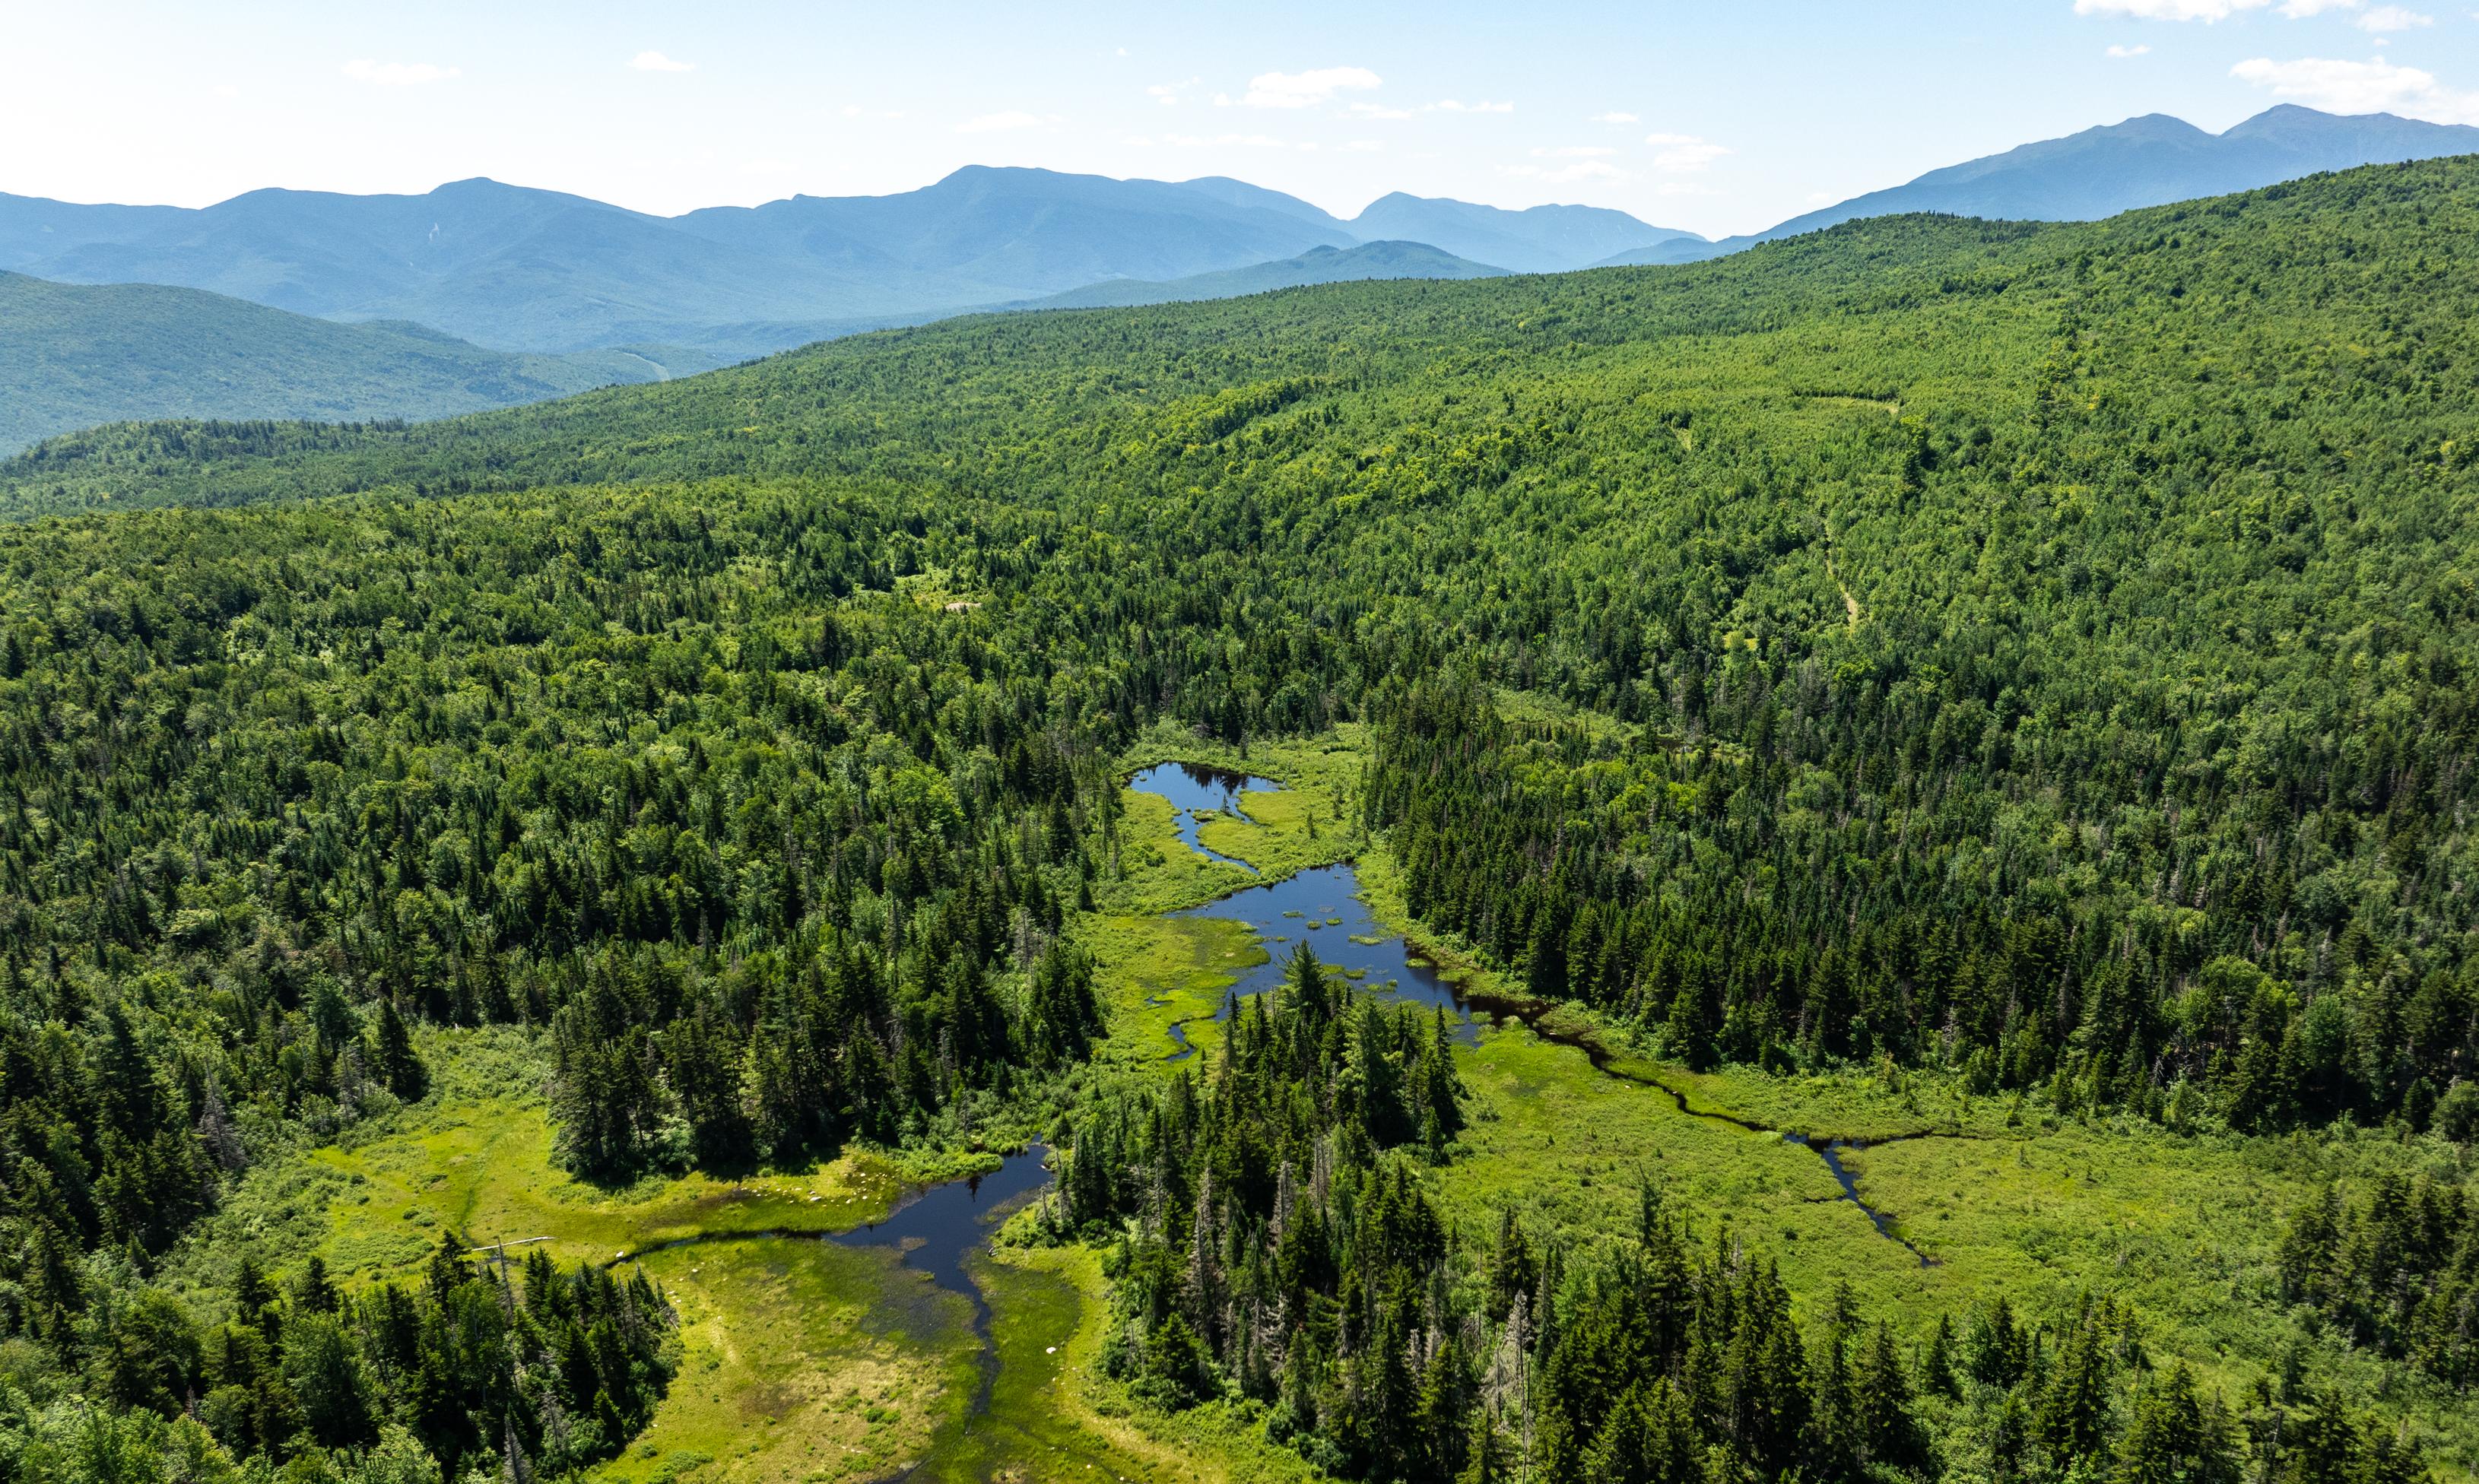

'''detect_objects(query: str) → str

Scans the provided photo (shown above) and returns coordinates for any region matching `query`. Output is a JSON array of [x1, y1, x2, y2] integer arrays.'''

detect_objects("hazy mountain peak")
[[1601, 105, 2479, 269], [1346, 192, 1698, 274], [2098, 113, 2214, 140], [1174, 176, 1345, 230]]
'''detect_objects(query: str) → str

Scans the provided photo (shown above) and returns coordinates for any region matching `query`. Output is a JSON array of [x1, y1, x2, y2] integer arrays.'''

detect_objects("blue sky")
[[9, 1, 2479, 236]]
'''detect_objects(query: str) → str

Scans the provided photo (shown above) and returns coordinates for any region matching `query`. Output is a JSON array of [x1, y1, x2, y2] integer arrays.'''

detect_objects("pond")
[[831, 1144, 1055, 1411], [1125, 761, 1272, 873], [1124, 763, 1937, 1264], [620, 1146, 1056, 1418], [1164, 863, 1481, 1058]]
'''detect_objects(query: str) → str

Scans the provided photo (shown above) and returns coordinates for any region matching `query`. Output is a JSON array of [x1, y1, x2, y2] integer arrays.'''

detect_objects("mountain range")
[[1594, 103, 2479, 266], [1011, 240, 1507, 311], [6, 104, 2477, 455], [0, 168, 1696, 357], [0, 271, 718, 456]]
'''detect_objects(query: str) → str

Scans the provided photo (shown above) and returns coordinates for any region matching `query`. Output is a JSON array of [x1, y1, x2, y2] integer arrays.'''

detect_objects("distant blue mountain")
[[671, 166, 1360, 302], [1595, 106, 2479, 267], [0, 270, 714, 455], [1171, 176, 1351, 229], [1173, 182, 1707, 272], [0, 170, 1361, 353], [0, 195, 186, 269], [0, 167, 1697, 354], [1010, 239, 1509, 310], [24, 104, 2450, 434], [1347, 192, 1702, 274]]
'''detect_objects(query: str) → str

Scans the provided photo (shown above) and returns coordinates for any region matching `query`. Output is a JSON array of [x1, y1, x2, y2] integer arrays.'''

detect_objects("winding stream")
[[1127, 768, 1944, 1267], [617, 1144, 1056, 1417], [830, 1146, 1055, 1413], [1128, 761, 1266, 873], [1161, 861, 1482, 1058]]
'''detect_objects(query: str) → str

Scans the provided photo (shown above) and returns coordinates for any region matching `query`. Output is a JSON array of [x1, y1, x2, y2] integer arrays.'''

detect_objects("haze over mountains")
[[0, 167, 1695, 357], [1596, 103, 2479, 266], [1011, 240, 1508, 311], [0, 272, 716, 455], [5, 104, 2476, 455]]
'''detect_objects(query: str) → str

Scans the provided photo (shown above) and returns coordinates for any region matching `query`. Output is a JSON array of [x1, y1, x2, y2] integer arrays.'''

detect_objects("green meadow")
[[158, 1031, 996, 1482], [167, 732, 2479, 1482], [1074, 744, 2479, 1477]]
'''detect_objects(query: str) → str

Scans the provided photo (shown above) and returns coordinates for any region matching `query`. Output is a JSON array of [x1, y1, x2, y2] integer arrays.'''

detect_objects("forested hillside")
[[0, 272, 712, 456], [0, 157, 2474, 1482]]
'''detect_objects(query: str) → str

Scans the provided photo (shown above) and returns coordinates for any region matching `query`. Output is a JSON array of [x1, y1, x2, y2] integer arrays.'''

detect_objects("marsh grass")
[[1099, 807, 2479, 1475], [605, 1238, 976, 1484], [168, 731, 2479, 1482], [910, 1245, 1322, 1484], [165, 1026, 1016, 1484], [1096, 725, 1365, 918]]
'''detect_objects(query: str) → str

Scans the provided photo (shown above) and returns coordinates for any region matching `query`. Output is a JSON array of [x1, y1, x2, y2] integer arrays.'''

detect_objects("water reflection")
[[1122, 763, 1935, 1263], [1166, 863, 1480, 1059], [1126, 761, 1276, 872], [828, 1143, 1054, 1314]]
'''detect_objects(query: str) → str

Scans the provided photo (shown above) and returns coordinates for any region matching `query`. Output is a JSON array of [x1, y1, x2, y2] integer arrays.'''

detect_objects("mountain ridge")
[[1595, 103, 2479, 266], [0, 270, 716, 455], [0, 166, 1696, 355], [1007, 239, 1510, 311]]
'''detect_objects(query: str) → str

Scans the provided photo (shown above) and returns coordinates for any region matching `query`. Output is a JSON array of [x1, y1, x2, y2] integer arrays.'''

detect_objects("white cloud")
[[1532, 144, 1617, 157], [630, 50, 693, 72], [1592, 110, 1640, 123], [340, 59, 460, 85], [1645, 133, 1731, 170], [1243, 66, 1381, 108], [2074, 0, 2267, 17], [1146, 76, 1201, 106], [1342, 97, 1515, 120], [2077, 0, 2409, 17], [1341, 139, 1385, 152], [840, 103, 905, 119], [1805, 191, 1836, 205], [2231, 53, 2479, 119], [1657, 181, 1722, 197], [2106, 43, 2154, 55], [957, 109, 1052, 133], [1163, 132, 1288, 147]]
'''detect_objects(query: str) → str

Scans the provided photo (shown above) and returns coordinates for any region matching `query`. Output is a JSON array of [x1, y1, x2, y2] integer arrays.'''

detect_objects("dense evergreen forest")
[[0, 157, 2473, 1479], [1057, 947, 2419, 1484]]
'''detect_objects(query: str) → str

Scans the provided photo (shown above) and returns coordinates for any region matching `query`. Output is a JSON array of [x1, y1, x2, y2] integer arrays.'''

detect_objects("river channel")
[[618, 1143, 1057, 1427], [1126, 765, 1941, 1266]]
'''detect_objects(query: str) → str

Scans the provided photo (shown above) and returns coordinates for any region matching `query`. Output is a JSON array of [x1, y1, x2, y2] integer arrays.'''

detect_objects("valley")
[[9, 103, 2478, 465], [0, 146, 2473, 1484]]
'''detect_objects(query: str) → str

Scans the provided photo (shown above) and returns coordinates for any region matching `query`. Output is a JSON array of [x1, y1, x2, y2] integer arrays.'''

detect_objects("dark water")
[[1127, 762, 1276, 872], [618, 1145, 1055, 1417], [828, 1143, 1055, 1324], [1164, 862, 1482, 1059], [1167, 861, 1938, 1262], [1117, 768, 1940, 1264], [1785, 1134, 1937, 1267]]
